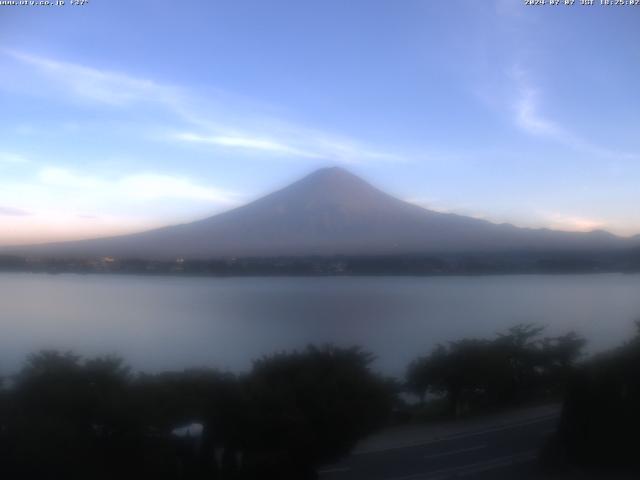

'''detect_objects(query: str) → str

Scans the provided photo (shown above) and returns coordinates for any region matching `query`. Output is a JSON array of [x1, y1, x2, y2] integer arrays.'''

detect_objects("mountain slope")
[[7, 167, 633, 259]]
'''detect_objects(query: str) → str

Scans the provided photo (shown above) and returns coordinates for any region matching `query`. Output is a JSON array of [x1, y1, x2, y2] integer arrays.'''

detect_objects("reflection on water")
[[1, 273, 639, 376]]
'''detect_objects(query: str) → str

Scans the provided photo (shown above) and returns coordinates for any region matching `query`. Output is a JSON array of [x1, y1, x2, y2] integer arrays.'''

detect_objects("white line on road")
[[423, 444, 487, 460]]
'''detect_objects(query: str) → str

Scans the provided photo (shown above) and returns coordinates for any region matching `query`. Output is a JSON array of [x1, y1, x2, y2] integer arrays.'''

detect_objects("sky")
[[1, 0, 639, 246]]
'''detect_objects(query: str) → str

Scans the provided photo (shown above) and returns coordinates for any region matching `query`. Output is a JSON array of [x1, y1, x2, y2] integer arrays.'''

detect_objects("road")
[[318, 412, 559, 480]]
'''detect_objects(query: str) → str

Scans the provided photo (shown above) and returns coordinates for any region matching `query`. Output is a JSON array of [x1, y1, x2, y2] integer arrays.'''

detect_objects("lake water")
[[1, 273, 639, 377]]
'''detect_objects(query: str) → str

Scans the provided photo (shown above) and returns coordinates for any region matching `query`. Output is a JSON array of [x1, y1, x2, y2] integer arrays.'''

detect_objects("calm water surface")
[[1, 273, 639, 377]]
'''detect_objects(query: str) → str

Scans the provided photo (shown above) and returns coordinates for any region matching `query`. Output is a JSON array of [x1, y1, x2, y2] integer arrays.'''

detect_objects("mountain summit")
[[9, 167, 631, 259]]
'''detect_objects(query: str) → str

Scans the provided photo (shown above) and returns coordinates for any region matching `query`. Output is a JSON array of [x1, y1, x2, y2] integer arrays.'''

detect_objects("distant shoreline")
[[1, 251, 639, 278]]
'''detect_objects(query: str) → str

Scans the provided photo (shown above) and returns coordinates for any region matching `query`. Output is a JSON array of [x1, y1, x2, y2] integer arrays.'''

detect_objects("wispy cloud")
[[0, 152, 30, 164], [5, 50, 184, 108], [0, 165, 242, 245], [514, 85, 557, 137], [407, 196, 611, 233], [37, 167, 240, 204], [4, 50, 405, 164], [173, 130, 406, 164], [0, 206, 32, 216], [539, 212, 607, 233], [119, 174, 238, 203], [510, 66, 638, 161], [174, 132, 321, 158]]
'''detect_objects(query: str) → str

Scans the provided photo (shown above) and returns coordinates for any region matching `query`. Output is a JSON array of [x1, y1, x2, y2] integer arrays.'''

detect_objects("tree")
[[242, 345, 393, 479], [552, 321, 640, 473], [405, 324, 586, 417]]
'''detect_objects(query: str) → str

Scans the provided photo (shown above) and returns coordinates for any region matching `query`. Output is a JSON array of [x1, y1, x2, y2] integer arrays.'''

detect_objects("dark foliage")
[[406, 324, 585, 416], [552, 322, 640, 473], [0, 345, 392, 479], [242, 346, 392, 477]]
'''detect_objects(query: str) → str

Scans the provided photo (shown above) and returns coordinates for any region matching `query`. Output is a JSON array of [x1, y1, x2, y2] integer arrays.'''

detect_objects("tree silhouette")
[[552, 321, 640, 473], [406, 324, 586, 417], [242, 345, 392, 479], [0, 345, 392, 479]]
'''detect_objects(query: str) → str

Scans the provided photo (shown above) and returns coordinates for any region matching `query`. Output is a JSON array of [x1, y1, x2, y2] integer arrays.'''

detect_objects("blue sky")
[[1, 0, 639, 245]]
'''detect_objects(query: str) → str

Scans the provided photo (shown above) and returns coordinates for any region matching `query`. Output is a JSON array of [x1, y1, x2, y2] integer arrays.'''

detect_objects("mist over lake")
[[2, 272, 639, 377]]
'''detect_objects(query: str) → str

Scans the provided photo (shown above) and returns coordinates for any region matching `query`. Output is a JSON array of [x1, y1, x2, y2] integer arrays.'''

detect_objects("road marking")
[[355, 414, 558, 455], [318, 466, 352, 475], [423, 444, 487, 460], [383, 450, 537, 480]]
